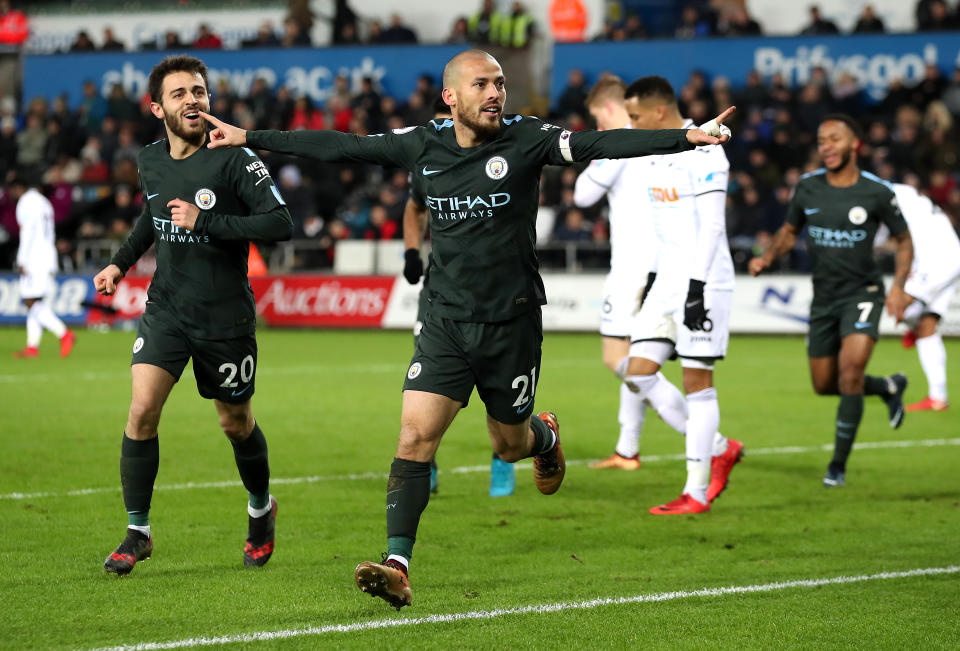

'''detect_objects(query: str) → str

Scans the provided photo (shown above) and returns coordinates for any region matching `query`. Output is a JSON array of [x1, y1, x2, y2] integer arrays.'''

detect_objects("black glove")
[[403, 248, 424, 285], [683, 279, 709, 331], [639, 272, 657, 309]]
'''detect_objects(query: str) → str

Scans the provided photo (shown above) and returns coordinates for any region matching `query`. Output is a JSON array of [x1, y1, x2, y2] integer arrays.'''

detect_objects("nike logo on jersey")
[[422, 167, 442, 176], [804, 208, 820, 215], [147, 193, 159, 200]]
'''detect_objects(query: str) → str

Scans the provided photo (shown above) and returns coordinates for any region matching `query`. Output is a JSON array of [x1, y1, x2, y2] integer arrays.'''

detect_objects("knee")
[[491, 439, 525, 463], [219, 412, 253, 441], [397, 423, 439, 457], [126, 402, 161, 439], [811, 377, 837, 396]]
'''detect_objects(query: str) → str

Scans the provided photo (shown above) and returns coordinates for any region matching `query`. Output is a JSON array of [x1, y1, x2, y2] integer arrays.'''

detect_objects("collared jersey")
[[248, 116, 693, 322], [16, 188, 57, 274], [634, 122, 734, 295], [111, 139, 292, 339], [786, 170, 907, 302]]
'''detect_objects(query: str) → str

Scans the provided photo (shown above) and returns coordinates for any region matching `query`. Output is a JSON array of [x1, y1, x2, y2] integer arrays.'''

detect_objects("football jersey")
[[786, 170, 907, 302], [575, 127, 655, 279], [635, 120, 734, 295], [892, 183, 960, 273], [249, 117, 693, 323], [15, 188, 57, 274], [111, 139, 292, 339]]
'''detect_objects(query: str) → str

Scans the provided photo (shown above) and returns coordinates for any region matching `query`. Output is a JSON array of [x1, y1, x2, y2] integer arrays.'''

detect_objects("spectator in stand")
[[446, 16, 470, 44], [15, 113, 46, 175], [554, 207, 592, 242], [288, 96, 325, 131], [468, 0, 504, 45], [281, 17, 312, 47], [942, 67, 960, 117], [917, 0, 960, 30], [721, 8, 762, 36], [676, 4, 713, 38], [112, 126, 139, 166], [0, 116, 17, 177], [326, 95, 354, 132], [193, 24, 223, 49], [913, 63, 949, 109], [163, 30, 184, 49], [500, 2, 535, 48], [337, 22, 361, 45], [277, 164, 316, 232], [800, 5, 840, 34], [622, 13, 647, 39], [352, 77, 382, 130], [364, 204, 399, 240], [555, 68, 588, 120], [368, 20, 384, 43], [852, 5, 885, 33], [0, 0, 27, 106], [106, 83, 138, 122], [101, 27, 126, 51], [332, 0, 359, 45], [379, 14, 418, 44], [243, 21, 281, 48], [70, 30, 96, 52]]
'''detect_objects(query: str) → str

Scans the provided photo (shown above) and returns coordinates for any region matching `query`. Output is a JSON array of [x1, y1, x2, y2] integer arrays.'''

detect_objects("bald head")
[[442, 49, 499, 89]]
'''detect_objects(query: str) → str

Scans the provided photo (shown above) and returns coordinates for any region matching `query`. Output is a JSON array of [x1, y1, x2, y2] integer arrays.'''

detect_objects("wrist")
[[688, 279, 705, 294]]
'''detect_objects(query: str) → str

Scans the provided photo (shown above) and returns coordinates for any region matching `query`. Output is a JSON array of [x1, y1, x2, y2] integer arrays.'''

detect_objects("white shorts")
[[905, 267, 960, 320], [19, 269, 55, 300], [600, 271, 643, 338], [631, 288, 731, 361]]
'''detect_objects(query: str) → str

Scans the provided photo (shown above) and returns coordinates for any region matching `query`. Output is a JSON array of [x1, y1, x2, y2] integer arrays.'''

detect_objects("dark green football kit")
[[111, 138, 292, 403], [785, 170, 907, 357], [247, 116, 693, 422]]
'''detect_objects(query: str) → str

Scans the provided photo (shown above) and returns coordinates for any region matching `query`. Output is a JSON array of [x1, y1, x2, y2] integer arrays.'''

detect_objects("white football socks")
[[627, 372, 688, 435], [248, 496, 274, 518], [683, 388, 719, 505], [616, 381, 646, 458], [387, 554, 409, 570], [128, 524, 151, 537], [916, 332, 948, 402], [28, 300, 67, 344]]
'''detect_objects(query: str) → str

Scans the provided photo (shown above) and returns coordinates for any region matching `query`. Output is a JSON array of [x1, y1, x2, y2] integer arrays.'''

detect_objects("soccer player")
[[202, 49, 733, 610], [618, 76, 743, 515], [402, 97, 516, 497], [8, 172, 75, 359], [749, 114, 913, 487], [891, 183, 960, 411], [572, 76, 653, 470], [94, 55, 292, 576]]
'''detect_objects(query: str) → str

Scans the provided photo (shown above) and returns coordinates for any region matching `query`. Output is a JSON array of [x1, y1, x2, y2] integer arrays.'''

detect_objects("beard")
[[458, 107, 501, 139], [826, 147, 853, 171], [164, 111, 206, 146]]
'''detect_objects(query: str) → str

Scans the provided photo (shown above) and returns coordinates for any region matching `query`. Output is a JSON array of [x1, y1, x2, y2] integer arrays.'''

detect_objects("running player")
[[402, 96, 516, 497], [750, 114, 913, 487], [891, 183, 960, 411], [618, 76, 743, 515], [94, 55, 292, 575], [8, 171, 75, 359], [202, 49, 734, 609], [572, 76, 653, 470]]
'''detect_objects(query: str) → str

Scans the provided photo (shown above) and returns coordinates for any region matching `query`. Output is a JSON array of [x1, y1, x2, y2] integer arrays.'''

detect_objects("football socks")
[[916, 333, 948, 402], [684, 388, 718, 505], [530, 414, 556, 456], [386, 457, 432, 562], [830, 393, 864, 474], [120, 434, 159, 528], [616, 381, 646, 459], [627, 372, 688, 435], [231, 423, 270, 510]]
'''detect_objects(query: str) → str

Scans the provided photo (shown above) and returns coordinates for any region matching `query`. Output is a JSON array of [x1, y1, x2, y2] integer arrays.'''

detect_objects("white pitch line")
[[3, 437, 959, 502], [86, 565, 960, 651]]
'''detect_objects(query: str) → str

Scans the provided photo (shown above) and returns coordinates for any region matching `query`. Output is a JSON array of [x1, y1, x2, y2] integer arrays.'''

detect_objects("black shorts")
[[132, 308, 258, 404], [403, 307, 543, 425], [807, 287, 884, 358]]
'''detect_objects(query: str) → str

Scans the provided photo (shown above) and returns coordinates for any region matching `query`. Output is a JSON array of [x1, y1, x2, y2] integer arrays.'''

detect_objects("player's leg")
[[826, 333, 875, 484], [412, 291, 441, 493], [590, 335, 645, 469], [625, 344, 687, 434], [851, 294, 907, 428], [14, 297, 41, 357], [28, 279, 72, 357], [356, 311, 471, 609], [910, 313, 948, 409]]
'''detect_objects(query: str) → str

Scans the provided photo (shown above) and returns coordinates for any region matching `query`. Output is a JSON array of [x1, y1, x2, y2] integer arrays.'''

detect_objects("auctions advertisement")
[[0, 274, 957, 336]]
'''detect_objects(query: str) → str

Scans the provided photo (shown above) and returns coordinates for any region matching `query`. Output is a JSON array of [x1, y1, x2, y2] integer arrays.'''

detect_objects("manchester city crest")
[[848, 206, 867, 225], [195, 188, 217, 209], [485, 156, 508, 180]]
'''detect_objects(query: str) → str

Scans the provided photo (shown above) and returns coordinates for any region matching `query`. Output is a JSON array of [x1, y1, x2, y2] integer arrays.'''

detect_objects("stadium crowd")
[[1, 0, 960, 272]]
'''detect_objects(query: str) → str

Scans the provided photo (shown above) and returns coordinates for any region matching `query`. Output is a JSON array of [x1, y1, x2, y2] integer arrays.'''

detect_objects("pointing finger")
[[198, 110, 223, 128], [715, 106, 736, 124]]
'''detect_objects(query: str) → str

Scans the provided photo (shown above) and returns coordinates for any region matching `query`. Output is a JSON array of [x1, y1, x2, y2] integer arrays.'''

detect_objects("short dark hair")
[[624, 76, 677, 105], [432, 94, 452, 117], [148, 54, 209, 103], [820, 113, 863, 140]]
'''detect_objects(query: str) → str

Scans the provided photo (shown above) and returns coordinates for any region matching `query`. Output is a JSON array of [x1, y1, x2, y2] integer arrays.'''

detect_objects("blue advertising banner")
[[0, 274, 96, 325], [23, 45, 464, 107], [552, 33, 960, 107]]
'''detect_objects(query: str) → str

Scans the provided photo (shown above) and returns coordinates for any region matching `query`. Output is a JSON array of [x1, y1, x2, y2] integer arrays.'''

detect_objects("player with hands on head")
[[750, 114, 913, 488], [96, 55, 292, 577], [202, 49, 735, 610]]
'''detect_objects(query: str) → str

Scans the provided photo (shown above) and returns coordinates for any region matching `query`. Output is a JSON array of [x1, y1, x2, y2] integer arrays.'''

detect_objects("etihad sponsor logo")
[[808, 226, 867, 248], [152, 217, 210, 244], [648, 187, 679, 202], [425, 192, 511, 220]]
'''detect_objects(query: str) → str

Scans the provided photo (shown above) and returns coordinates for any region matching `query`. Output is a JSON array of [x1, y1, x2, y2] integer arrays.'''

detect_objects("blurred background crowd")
[[1, 0, 959, 273]]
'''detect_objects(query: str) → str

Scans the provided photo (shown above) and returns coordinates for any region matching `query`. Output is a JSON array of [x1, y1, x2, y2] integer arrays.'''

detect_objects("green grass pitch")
[[0, 327, 957, 649]]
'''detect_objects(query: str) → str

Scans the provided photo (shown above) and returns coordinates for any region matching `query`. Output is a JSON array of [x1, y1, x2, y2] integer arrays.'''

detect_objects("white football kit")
[[631, 120, 734, 363], [16, 188, 59, 299], [891, 183, 960, 322], [574, 125, 656, 338]]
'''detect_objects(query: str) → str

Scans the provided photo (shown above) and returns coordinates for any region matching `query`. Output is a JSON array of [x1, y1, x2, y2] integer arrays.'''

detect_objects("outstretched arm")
[[749, 222, 799, 276]]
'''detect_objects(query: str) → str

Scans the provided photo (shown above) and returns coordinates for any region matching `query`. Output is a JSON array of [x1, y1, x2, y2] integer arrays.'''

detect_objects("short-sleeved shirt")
[[111, 140, 291, 339], [785, 170, 907, 303]]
